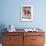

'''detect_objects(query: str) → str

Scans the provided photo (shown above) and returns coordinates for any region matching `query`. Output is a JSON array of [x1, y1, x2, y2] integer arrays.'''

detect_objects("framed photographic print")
[[21, 5, 33, 21]]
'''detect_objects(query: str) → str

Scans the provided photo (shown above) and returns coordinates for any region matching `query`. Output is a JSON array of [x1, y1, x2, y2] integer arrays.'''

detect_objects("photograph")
[[21, 5, 33, 21]]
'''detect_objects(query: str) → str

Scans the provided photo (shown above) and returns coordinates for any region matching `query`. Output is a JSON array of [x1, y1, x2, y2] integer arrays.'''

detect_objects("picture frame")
[[21, 5, 33, 21]]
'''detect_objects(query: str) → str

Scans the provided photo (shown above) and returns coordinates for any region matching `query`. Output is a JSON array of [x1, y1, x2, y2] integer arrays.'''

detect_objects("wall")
[[0, 0, 46, 43]]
